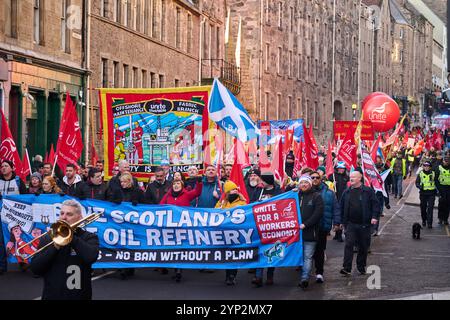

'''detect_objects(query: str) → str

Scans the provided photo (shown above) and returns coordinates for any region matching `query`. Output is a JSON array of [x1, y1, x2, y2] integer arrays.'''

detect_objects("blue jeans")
[[0, 224, 7, 271], [393, 174, 403, 197], [300, 241, 317, 282]]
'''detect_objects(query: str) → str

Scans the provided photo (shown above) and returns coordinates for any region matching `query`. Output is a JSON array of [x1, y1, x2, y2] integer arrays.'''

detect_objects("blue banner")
[[1, 191, 303, 269]]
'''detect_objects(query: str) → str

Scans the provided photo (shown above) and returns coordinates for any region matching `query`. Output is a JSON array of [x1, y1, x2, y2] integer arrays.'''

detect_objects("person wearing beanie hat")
[[215, 180, 248, 286], [29, 172, 43, 194], [253, 172, 283, 288], [297, 174, 324, 289], [333, 162, 349, 243], [245, 169, 263, 203]]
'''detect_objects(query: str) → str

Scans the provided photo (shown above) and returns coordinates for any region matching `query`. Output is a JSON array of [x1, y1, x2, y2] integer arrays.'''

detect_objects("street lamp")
[[352, 103, 358, 121]]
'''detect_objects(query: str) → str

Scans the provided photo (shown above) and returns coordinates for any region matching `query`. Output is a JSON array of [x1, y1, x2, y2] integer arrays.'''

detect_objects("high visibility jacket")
[[438, 166, 450, 186], [419, 171, 436, 191], [391, 158, 407, 177], [407, 150, 415, 162]]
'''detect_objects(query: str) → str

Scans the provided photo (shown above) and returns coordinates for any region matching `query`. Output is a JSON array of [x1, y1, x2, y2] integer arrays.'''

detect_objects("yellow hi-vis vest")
[[438, 166, 450, 185], [408, 150, 415, 162], [420, 171, 436, 190]]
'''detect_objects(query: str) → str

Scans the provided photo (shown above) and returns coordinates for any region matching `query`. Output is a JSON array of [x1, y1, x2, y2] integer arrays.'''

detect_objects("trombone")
[[16, 213, 102, 260]]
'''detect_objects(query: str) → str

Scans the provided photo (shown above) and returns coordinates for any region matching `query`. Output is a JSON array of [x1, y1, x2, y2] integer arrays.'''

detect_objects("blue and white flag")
[[208, 78, 260, 142]]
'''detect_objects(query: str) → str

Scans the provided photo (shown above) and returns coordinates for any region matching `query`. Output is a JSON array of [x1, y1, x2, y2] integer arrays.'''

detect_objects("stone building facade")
[[0, 0, 86, 158], [89, 0, 227, 153]]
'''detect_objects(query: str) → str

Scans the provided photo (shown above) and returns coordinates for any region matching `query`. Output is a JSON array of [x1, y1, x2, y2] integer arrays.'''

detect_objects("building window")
[[159, 74, 164, 88], [276, 93, 281, 120], [305, 99, 309, 124], [288, 51, 292, 77], [113, 61, 119, 88], [175, 7, 181, 49], [277, 47, 282, 75], [314, 101, 318, 129], [265, 43, 270, 72], [61, 0, 70, 53], [322, 104, 327, 131], [297, 54, 301, 79], [123, 64, 129, 87], [144, 0, 149, 35], [290, 7, 294, 33], [152, 0, 158, 38], [101, 0, 108, 18], [142, 70, 147, 87], [5, 0, 18, 38], [264, 92, 269, 120], [161, 0, 166, 41], [297, 97, 302, 118], [278, 2, 282, 29], [399, 28, 404, 39], [132, 67, 138, 88], [175, 79, 180, 87], [187, 14, 193, 53], [136, 0, 142, 31], [151, 72, 157, 88], [288, 96, 292, 119], [101, 59, 108, 88], [114, 0, 121, 23], [216, 26, 220, 60], [265, 0, 270, 24], [34, 0, 44, 45]]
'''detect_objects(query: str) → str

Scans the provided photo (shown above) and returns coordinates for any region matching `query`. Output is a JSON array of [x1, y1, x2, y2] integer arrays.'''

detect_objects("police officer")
[[435, 155, 450, 225], [415, 161, 437, 228]]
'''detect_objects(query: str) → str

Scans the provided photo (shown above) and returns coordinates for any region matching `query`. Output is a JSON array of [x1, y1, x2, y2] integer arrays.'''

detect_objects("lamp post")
[[352, 103, 358, 121]]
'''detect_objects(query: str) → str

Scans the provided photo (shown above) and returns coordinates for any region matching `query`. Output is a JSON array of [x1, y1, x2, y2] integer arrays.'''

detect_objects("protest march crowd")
[[1, 113, 450, 298]]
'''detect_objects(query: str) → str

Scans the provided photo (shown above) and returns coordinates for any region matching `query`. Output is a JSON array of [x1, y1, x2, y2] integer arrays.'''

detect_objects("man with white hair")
[[31, 200, 99, 300]]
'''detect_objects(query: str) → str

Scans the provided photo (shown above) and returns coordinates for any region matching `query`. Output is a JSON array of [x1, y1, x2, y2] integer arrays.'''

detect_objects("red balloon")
[[362, 92, 388, 109], [362, 95, 400, 132]]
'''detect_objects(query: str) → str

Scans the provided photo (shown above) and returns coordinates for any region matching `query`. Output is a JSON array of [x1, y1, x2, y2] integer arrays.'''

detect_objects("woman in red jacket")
[[159, 179, 202, 206], [159, 178, 202, 282]]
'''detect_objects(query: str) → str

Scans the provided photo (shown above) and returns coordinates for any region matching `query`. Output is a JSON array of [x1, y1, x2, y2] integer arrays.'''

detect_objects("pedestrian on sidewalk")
[[435, 156, 450, 225], [415, 161, 437, 228], [339, 169, 380, 276]]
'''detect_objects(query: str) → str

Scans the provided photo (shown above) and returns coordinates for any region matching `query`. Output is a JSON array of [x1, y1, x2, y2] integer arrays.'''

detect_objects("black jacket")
[[340, 185, 380, 226], [58, 175, 86, 198], [106, 173, 139, 199], [82, 182, 108, 200], [30, 229, 99, 300], [245, 183, 264, 203], [109, 186, 145, 204], [144, 180, 172, 204], [298, 188, 324, 242], [334, 171, 349, 201]]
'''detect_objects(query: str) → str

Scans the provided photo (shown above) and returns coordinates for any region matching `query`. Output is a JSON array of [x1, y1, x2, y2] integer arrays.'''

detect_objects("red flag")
[[325, 141, 334, 178], [292, 140, 303, 178], [233, 138, 250, 168], [284, 129, 294, 155], [55, 94, 83, 172], [19, 149, 32, 182], [48, 143, 56, 165], [0, 108, 23, 175], [337, 130, 357, 170], [258, 140, 271, 172], [270, 137, 284, 182], [229, 163, 250, 203], [302, 123, 319, 169], [371, 135, 382, 162]]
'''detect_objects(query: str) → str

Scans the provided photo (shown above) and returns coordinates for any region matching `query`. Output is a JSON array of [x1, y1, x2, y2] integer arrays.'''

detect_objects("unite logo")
[[0, 138, 17, 160], [281, 201, 295, 218], [369, 102, 388, 122]]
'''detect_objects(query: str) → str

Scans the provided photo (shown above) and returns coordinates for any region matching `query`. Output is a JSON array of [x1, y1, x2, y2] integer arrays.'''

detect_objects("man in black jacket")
[[332, 161, 349, 242], [30, 200, 99, 300], [340, 169, 380, 276], [58, 164, 86, 197], [297, 175, 324, 289], [145, 167, 172, 204], [82, 168, 107, 200]]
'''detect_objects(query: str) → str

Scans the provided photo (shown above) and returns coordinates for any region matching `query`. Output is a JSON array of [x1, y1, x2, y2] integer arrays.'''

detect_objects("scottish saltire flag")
[[208, 79, 260, 141]]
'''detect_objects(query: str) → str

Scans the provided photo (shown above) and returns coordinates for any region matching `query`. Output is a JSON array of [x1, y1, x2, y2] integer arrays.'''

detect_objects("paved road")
[[1, 177, 449, 300]]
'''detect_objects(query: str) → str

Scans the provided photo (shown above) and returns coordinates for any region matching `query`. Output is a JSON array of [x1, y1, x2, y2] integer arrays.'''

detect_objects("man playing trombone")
[[30, 199, 99, 300]]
